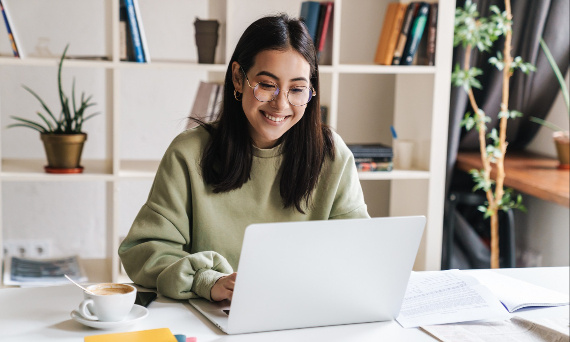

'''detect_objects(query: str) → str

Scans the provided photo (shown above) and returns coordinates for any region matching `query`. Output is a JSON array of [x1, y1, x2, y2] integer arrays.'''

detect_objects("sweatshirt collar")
[[252, 143, 284, 158]]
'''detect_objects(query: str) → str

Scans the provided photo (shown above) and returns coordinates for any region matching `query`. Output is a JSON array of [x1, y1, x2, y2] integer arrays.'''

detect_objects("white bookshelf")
[[0, 0, 454, 284]]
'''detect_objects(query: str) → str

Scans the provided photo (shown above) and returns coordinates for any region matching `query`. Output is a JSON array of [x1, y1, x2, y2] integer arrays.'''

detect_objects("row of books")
[[375, 1, 438, 66], [3, 254, 87, 286], [120, 0, 150, 63], [347, 144, 393, 172], [0, 0, 150, 62], [187, 81, 224, 129], [299, 1, 333, 60], [0, 0, 22, 57]]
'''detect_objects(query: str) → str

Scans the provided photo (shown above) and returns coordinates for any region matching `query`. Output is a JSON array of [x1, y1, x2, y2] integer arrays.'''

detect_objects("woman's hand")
[[211, 272, 237, 301]]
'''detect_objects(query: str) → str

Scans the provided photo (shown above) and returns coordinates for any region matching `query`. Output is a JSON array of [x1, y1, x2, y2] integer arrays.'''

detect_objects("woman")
[[119, 14, 369, 302]]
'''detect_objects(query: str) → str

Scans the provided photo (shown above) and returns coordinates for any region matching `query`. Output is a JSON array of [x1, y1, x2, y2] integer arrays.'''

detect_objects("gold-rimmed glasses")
[[241, 67, 316, 106]]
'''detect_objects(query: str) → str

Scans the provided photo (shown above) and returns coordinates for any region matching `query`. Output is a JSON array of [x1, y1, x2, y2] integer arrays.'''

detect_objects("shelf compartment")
[[337, 64, 436, 74], [117, 60, 227, 71], [1, 159, 112, 181], [358, 169, 430, 180], [0, 56, 113, 68], [0, 58, 229, 72], [118, 160, 160, 178]]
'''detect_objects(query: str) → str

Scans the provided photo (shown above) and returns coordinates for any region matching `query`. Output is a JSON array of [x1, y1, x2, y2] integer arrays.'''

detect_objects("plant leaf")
[[529, 116, 564, 131], [540, 38, 570, 114], [7, 116, 48, 132], [21, 85, 57, 124]]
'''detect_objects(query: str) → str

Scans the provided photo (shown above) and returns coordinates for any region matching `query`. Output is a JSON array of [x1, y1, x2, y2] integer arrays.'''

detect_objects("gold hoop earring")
[[234, 90, 242, 101]]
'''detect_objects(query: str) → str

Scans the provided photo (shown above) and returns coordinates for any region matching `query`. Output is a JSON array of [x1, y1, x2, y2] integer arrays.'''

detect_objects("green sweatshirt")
[[119, 125, 369, 301]]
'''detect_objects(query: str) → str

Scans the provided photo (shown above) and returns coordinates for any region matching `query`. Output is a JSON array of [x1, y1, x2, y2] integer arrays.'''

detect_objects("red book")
[[315, 2, 333, 54]]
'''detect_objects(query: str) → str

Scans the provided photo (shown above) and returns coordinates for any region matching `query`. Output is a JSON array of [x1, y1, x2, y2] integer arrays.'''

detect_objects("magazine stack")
[[348, 144, 394, 172], [3, 255, 87, 286]]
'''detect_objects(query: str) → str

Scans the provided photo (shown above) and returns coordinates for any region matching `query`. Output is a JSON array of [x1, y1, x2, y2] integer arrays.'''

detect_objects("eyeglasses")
[[241, 67, 316, 107]]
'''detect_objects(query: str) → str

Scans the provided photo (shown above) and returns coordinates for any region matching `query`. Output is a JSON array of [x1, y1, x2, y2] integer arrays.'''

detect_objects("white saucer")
[[70, 304, 149, 330]]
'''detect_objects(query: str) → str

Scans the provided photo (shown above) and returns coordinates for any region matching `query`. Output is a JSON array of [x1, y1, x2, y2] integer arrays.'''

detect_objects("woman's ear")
[[232, 62, 243, 93]]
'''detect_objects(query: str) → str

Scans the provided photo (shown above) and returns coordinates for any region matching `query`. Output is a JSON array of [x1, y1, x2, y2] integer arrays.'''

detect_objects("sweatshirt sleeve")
[[329, 134, 371, 220], [118, 135, 233, 301]]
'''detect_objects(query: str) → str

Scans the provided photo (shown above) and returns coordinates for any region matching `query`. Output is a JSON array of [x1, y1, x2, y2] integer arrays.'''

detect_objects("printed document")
[[421, 315, 570, 342], [396, 270, 510, 328], [465, 270, 569, 312]]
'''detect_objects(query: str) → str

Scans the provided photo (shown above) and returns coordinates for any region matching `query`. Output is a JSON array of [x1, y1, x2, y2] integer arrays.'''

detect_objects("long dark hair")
[[200, 14, 335, 213]]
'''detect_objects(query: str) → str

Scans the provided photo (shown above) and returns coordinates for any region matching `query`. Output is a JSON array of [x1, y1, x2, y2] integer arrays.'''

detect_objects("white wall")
[[515, 72, 569, 267]]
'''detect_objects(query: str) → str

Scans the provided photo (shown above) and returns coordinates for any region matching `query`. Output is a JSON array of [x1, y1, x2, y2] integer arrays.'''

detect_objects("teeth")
[[264, 112, 285, 122]]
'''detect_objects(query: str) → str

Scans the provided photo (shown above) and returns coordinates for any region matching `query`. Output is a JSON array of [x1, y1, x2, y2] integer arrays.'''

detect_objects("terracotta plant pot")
[[40, 133, 87, 173], [553, 131, 570, 170]]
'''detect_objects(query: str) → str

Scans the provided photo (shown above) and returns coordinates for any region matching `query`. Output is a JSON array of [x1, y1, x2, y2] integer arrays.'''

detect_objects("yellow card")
[[84, 328, 177, 342]]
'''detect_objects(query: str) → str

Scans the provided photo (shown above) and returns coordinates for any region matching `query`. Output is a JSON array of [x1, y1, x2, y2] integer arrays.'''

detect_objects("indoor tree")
[[451, 0, 533, 268]]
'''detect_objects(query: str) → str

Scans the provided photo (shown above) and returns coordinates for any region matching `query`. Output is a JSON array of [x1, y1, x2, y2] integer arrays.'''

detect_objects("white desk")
[[1, 267, 568, 342]]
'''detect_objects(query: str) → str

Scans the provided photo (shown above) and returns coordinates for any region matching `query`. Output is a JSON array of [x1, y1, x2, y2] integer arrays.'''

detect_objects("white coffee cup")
[[77, 283, 136, 322]]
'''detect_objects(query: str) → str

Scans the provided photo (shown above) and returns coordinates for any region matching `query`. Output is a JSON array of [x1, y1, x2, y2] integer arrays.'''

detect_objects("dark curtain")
[[443, 0, 569, 269]]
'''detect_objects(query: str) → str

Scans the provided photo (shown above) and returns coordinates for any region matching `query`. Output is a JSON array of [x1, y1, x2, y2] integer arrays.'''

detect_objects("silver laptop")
[[188, 216, 425, 334]]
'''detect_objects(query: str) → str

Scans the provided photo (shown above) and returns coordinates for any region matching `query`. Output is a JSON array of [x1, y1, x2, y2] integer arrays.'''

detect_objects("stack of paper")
[[397, 270, 569, 341], [396, 270, 510, 328], [397, 270, 569, 327]]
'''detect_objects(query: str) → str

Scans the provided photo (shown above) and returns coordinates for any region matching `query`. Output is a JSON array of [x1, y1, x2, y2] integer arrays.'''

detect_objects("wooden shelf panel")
[[116, 61, 227, 72], [1, 159, 112, 181], [0, 57, 437, 75], [0, 57, 230, 72], [358, 169, 430, 180], [337, 64, 436, 74], [456, 151, 570, 208], [119, 160, 160, 179]]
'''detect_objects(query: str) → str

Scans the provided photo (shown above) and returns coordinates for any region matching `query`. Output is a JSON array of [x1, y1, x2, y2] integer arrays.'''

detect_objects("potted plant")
[[7, 45, 99, 173], [452, 0, 532, 268], [530, 38, 570, 169]]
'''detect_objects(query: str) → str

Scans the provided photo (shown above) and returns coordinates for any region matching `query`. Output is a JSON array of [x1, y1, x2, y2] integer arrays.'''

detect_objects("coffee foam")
[[89, 283, 134, 296]]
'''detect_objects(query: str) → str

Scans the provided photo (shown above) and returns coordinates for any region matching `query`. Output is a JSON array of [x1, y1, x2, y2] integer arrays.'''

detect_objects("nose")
[[270, 88, 289, 110]]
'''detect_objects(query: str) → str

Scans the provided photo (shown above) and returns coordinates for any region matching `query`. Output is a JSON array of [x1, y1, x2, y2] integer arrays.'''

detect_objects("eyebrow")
[[255, 70, 309, 83]]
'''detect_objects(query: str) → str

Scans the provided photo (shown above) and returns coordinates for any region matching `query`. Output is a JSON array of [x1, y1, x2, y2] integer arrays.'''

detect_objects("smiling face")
[[232, 49, 312, 149]]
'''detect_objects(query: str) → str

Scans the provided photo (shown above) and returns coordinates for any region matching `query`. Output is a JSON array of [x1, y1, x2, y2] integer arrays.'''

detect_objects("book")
[[347, 143, 393, 159], [413, 17, 429, 65], [123, 0, 144, 62], [3, 255, 87, 286], [355, 161, 393, 172], [320, 105, 328, 124], [315, 2, 333, 57], [396, 270, 511, 328], [391, 2, 418, 65], [132, 0, 150, 62], [422, 316, 570, 341], [119, 2, 133, 61], [187, 81, 223, 129], [348, 144, 393, 172], [396, 269, 570, 328], [354, 156, 393, 163], [400, 2, 430, 65], [0, 0, 22, 58], [426, 3, 438, 66], [299, 1, 321, 43], [374, 2, 407, 65], [207, 83, 224, 122], [466, 270, 570, 313], [188, 81, 216, 126], [84, 328, 177, 342]]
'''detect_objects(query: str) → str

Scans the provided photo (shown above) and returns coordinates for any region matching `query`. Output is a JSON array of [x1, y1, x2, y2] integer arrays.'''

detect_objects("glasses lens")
[[253, 82, 279, 102], [288, 86, 312, 106], [252, 82, 314, 106]]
